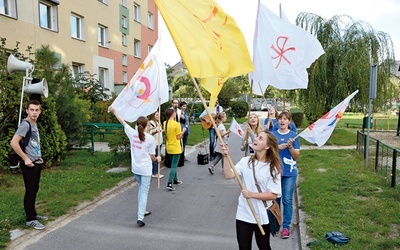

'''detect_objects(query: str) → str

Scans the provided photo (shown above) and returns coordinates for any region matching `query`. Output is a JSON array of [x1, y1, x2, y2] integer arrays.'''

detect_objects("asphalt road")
[[9, 118, 301, 250]]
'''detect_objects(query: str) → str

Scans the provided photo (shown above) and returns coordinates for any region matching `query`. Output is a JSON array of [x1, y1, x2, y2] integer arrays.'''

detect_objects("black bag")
[[197, 152, 209, 165], [9, 120, 32, 169]]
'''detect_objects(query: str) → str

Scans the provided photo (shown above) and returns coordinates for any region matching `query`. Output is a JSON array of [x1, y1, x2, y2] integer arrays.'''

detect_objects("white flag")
[[111, 38, 169, 122], [298, 90, 359, 147], [249, 3, 325, 95], [229, 117, 245, 139]]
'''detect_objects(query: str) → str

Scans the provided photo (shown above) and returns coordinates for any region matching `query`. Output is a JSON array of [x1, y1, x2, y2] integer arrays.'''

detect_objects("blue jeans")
[[209, 127, 216, 158], [152, 145, 162, 175], [276, 176, 297, 229], [167, 154, 180, 184], [133, 174, 151, 221]]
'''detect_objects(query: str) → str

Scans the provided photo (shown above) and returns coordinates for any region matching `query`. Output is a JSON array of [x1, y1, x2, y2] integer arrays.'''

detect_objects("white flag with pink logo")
[[111, 38, 169, 122], [298, 90, 359, 147], [229, 118, 245, 139], [249, 3, 325, 95]]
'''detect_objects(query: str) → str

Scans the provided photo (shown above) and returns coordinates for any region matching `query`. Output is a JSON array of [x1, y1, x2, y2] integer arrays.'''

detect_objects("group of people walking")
[[14, 97, 299, 250]]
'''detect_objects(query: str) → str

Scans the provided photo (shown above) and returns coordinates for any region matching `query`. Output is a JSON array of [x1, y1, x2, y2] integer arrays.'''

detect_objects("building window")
[[148, 45, 153, 54], [98, 24, 108, 47], [72, 63, 84, 78], [134, 39, 141, 58], [71, 13, 84, 40], [121, 0, 126, 7], [122, 34, 127, 46], [122, 54, 127, 66], [133, 3, 140, 22], [98, 67, 108, 87], [0, 0, 17, 18], [121, 15, 127, 28], [39, 1, 58, 31], [147, 12, 154, 30], [98, 0, 108, 4], [122, 71, 128, 84]]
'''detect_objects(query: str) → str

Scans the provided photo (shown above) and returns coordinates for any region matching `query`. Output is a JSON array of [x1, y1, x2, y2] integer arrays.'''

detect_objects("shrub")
[[229, 100, 248, 118], [290, 108, 304, 128]]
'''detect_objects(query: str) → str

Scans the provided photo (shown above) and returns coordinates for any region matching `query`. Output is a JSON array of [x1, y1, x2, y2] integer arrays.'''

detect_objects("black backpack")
[[9, 120, 32, 168]]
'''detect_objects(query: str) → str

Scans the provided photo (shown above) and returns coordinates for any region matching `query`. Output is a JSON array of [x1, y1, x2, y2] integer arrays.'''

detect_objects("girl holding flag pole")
[[221, 130, 281, 249], [108, 106, 161, 227], [271, 110, 300, 239]]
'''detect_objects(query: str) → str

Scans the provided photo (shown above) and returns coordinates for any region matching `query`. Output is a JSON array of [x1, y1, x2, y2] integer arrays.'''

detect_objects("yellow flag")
[[200, 77, 226, 109], [155, 0, 254, 79]]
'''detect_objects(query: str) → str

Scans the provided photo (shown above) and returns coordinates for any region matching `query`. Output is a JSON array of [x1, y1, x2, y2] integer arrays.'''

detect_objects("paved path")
[[8, 115, 357, 250]]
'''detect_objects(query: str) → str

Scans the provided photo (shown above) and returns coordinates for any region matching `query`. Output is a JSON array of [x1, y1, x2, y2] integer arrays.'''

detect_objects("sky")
[[158, 0, 400, 66]]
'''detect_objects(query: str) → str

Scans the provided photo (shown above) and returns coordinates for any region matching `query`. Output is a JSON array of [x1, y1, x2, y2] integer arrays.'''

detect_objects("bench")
[[83, 123, 123, 153], [345, 123, 362, 128]]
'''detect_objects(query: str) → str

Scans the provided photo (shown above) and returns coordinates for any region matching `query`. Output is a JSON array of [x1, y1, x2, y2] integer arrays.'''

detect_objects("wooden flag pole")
[[157, 99, 161, 190], [190, 77, 265, 235]]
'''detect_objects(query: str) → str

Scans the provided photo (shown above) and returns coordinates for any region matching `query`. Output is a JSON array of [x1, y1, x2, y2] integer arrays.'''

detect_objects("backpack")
[[307, 231, 350, 247], [325, 231, 350, 245], [9, 120, 32, 169]]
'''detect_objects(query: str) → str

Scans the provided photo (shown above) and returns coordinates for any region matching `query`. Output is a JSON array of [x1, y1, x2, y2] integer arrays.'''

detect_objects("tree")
[[0, 40, 67, 169], [296, 13, 396, 122]]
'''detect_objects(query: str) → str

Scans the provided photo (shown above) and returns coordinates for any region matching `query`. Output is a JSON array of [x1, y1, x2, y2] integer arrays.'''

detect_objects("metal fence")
[[357, 131, 400, 188]]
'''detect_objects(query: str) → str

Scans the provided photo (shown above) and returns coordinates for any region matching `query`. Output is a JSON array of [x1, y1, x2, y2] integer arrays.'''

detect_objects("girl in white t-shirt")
[[221, 130, 281, 250], [108, 106, 161, 228], [208, 112, 230, 175]]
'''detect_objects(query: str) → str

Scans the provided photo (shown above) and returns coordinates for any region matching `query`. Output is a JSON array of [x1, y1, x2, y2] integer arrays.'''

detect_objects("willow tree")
[[296, 13, 396, 122]]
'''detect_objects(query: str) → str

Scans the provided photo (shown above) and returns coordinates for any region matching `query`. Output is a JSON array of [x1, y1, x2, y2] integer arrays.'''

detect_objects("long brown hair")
[[164, 108, 175, 140], [248, 130, 281, 182], [136, 116, 148, 142]]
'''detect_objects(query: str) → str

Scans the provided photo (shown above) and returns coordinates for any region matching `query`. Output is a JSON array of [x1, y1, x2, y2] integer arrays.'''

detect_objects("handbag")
[[251, 162, 282, 236]]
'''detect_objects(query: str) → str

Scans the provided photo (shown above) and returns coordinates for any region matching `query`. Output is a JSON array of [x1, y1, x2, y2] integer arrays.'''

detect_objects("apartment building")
[[0, 0, 158, 94]]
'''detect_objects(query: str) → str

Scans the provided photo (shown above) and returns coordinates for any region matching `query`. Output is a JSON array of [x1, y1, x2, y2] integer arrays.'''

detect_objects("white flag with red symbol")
[[249, 3, 325, 95], [298, 90, 359, 147], [111, 38, 169, 122], [229, 117, 245, 139]]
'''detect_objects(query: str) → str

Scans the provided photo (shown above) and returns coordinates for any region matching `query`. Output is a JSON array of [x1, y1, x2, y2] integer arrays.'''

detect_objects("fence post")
[[375, 140, 380, 171], [392, 149, 397, 188]]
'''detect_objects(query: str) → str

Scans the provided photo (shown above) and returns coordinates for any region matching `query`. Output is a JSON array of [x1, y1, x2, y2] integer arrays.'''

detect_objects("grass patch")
[[298, 150, 400, 249], [0, 150, 131, 248]]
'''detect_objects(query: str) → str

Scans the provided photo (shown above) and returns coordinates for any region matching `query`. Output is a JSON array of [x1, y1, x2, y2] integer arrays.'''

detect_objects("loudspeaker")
[[7, 54, 34, 74], [25, 78, 48, 98]]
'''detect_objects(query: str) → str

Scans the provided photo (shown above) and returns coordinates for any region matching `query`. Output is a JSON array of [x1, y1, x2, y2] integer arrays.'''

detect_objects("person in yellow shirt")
[[163, 108, 186, 191]]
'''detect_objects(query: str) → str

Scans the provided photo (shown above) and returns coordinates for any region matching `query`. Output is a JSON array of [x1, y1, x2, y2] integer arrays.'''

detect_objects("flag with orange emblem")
[[111, 39, 168, 122], [298, 90, 358, 147], [155, 0, 253, 86]]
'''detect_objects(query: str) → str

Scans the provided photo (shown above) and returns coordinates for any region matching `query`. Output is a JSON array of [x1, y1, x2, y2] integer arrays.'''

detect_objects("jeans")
[[21, 163, 42, 221], [167, 154, 180, 184], [212, 152, 224, 168], [134, 174, 151, 221], [236, 219, 271, 250], [209, 127, 216, 158], [182, 134, 188, 154], [276, 175, 297, 229], [152, 145, 162, 175]]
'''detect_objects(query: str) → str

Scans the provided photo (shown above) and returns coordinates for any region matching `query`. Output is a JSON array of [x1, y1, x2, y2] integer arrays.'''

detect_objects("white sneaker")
[[152, 174, 164, 179], [26, 220, 45, 230]]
